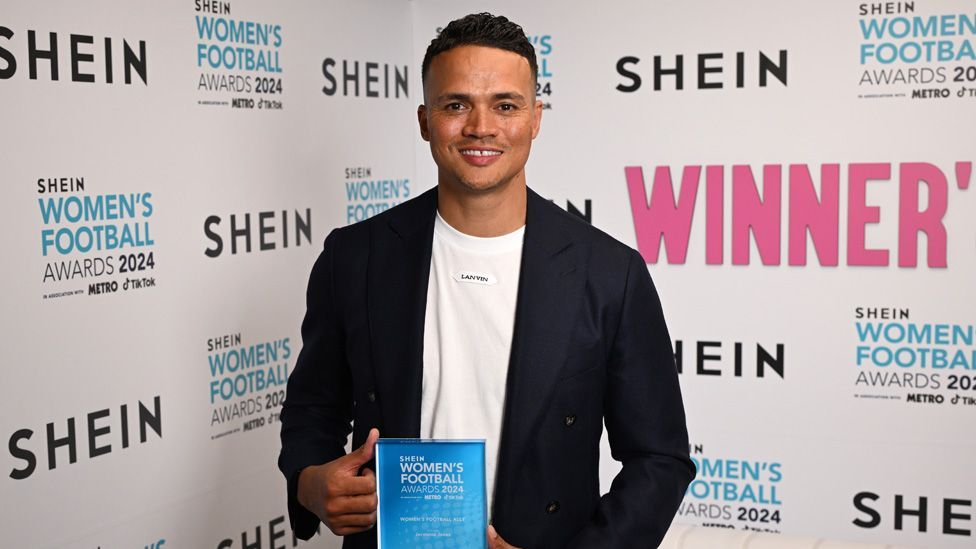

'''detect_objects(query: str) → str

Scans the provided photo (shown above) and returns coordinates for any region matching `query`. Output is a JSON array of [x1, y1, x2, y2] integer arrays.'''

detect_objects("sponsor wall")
[[2, 0, 973, 547], [411, 1, 976, 547]]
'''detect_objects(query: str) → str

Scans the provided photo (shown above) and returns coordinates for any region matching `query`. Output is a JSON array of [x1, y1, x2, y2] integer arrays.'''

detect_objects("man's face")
[[419, 45, 542, 194]]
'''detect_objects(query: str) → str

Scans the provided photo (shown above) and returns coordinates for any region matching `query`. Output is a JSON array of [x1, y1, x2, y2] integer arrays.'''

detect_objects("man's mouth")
[[458, 147, 503, 166], [459, 148, 502, 157]]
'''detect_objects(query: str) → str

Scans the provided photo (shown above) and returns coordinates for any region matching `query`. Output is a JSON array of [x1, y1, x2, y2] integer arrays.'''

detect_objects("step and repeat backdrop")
[[2, 1, 974, 548]]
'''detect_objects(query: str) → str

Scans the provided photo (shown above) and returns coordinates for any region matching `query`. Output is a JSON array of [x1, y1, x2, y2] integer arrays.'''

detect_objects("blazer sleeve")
[[278, 230, 354, 540], [568, 249, 696, 548]]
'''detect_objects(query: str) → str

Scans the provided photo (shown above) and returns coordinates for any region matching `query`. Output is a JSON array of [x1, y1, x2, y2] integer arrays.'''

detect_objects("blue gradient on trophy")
[[376, 439, 487, 548]]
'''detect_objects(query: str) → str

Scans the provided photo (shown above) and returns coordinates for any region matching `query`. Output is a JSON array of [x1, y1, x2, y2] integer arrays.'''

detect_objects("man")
[[279, 13, 694, 549]]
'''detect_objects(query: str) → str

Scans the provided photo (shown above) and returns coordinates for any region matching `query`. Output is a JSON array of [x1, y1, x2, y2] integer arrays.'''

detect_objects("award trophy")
[[375, 439, 487, 548]]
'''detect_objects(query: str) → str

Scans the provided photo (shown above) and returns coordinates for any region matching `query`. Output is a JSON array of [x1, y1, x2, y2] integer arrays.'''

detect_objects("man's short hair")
[[421, 13, 538, 87]]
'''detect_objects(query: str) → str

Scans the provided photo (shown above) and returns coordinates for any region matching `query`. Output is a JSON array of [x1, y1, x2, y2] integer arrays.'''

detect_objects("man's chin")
[[446, 176, 508, 195], [461, 180, 505, 194]]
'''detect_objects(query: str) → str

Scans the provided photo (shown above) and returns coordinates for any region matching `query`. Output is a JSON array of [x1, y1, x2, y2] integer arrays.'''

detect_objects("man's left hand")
[[487, 525, 522, 549]]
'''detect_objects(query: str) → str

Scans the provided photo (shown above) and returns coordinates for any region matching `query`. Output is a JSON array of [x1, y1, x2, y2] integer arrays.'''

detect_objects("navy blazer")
[[279, 186, 695, 548]]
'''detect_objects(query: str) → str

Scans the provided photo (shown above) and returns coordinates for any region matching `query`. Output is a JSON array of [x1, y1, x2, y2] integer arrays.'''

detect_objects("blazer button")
[[564, 415, 576, 427], [367, 391, 377, 402], [546, 500, 560, 514]]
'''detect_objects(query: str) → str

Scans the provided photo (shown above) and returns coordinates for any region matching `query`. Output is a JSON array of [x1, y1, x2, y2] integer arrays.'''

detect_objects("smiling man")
[[279, 13, 695, 549]]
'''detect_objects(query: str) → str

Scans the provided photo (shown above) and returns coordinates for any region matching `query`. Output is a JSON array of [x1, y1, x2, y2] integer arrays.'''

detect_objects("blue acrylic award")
[[375, 439, 487, 549]]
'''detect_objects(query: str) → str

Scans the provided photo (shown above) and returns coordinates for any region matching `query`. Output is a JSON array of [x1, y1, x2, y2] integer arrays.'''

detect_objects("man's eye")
[[446, 103, 464, 110], [498, 103, 516, 111]]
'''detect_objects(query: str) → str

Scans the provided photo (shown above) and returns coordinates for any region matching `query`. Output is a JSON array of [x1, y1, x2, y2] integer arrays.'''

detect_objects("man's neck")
[[436, 179, 527, 238]]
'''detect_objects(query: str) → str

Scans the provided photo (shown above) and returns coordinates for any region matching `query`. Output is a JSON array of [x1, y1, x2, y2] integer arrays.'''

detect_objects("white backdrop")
[[2, 1, 974, 547]]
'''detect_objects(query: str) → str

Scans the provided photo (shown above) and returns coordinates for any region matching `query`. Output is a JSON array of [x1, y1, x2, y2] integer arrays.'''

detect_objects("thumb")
[[345, 428, 380, 469], [334, 428, 380, 475]]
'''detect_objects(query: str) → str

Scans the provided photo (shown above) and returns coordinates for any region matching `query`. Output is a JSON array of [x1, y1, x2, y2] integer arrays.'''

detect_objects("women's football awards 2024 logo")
[[37, 176, 157, 301], [194, 1, 284, 111]]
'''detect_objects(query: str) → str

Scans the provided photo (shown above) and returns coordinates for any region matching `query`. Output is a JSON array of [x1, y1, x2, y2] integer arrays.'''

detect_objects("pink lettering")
[[788, 164, 839, 266], [898, 162, 947, 268], [706, 166, 724, 265], [847, 163, 890, 266], [625, 165, 700, 264], [624, 161, 958, 268], [732, 165, 781, 265]]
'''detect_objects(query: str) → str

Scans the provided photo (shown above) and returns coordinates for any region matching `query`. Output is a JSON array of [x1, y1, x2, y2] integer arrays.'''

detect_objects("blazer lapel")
[[366, 185, 587, 486], [366, 187, 437, 438], [495, 188, 588, 512]]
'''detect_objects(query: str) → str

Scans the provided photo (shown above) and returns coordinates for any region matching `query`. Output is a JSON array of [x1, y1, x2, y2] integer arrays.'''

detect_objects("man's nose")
[[462, 106, 496, 139]]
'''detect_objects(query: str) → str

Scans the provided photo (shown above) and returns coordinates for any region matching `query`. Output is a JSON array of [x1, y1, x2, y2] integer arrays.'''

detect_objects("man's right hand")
[[297, 428, 380, 536]]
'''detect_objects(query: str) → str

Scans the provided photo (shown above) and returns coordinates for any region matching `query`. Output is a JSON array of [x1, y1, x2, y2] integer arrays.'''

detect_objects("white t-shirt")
[[420, 211, 524, 513]]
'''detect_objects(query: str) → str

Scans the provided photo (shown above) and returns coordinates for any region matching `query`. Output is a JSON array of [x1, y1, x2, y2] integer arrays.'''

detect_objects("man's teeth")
[[461, 150, 501, 157]]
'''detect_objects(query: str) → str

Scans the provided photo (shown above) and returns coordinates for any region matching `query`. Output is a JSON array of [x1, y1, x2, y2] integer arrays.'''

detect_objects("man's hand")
[[488, 525, 523, 549], [297, 428, 380, 536]]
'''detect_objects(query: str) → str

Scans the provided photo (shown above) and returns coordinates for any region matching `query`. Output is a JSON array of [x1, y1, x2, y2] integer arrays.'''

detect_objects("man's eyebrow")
[[434, 93, 472, 103], [434, 91, 528, 103], [493, 92, 527, 102]]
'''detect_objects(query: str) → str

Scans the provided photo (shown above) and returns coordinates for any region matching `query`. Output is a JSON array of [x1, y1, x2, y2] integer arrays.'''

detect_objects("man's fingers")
[[487, 525, 519, 549], [336, 511, 377, 528], [332, 493, 378, 514], [312, 432, 381, 537], [332, 473, 376, 496], [330, 512, 377, 536]]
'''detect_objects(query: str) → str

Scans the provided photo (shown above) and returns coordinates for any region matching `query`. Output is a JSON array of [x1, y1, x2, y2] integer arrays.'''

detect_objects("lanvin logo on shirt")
[[453, 271, 496, 286]]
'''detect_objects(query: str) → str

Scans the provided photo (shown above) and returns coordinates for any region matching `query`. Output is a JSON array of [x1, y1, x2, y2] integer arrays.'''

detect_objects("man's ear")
[[531, 99, 543, 139], [418, 104, 430, 141]]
